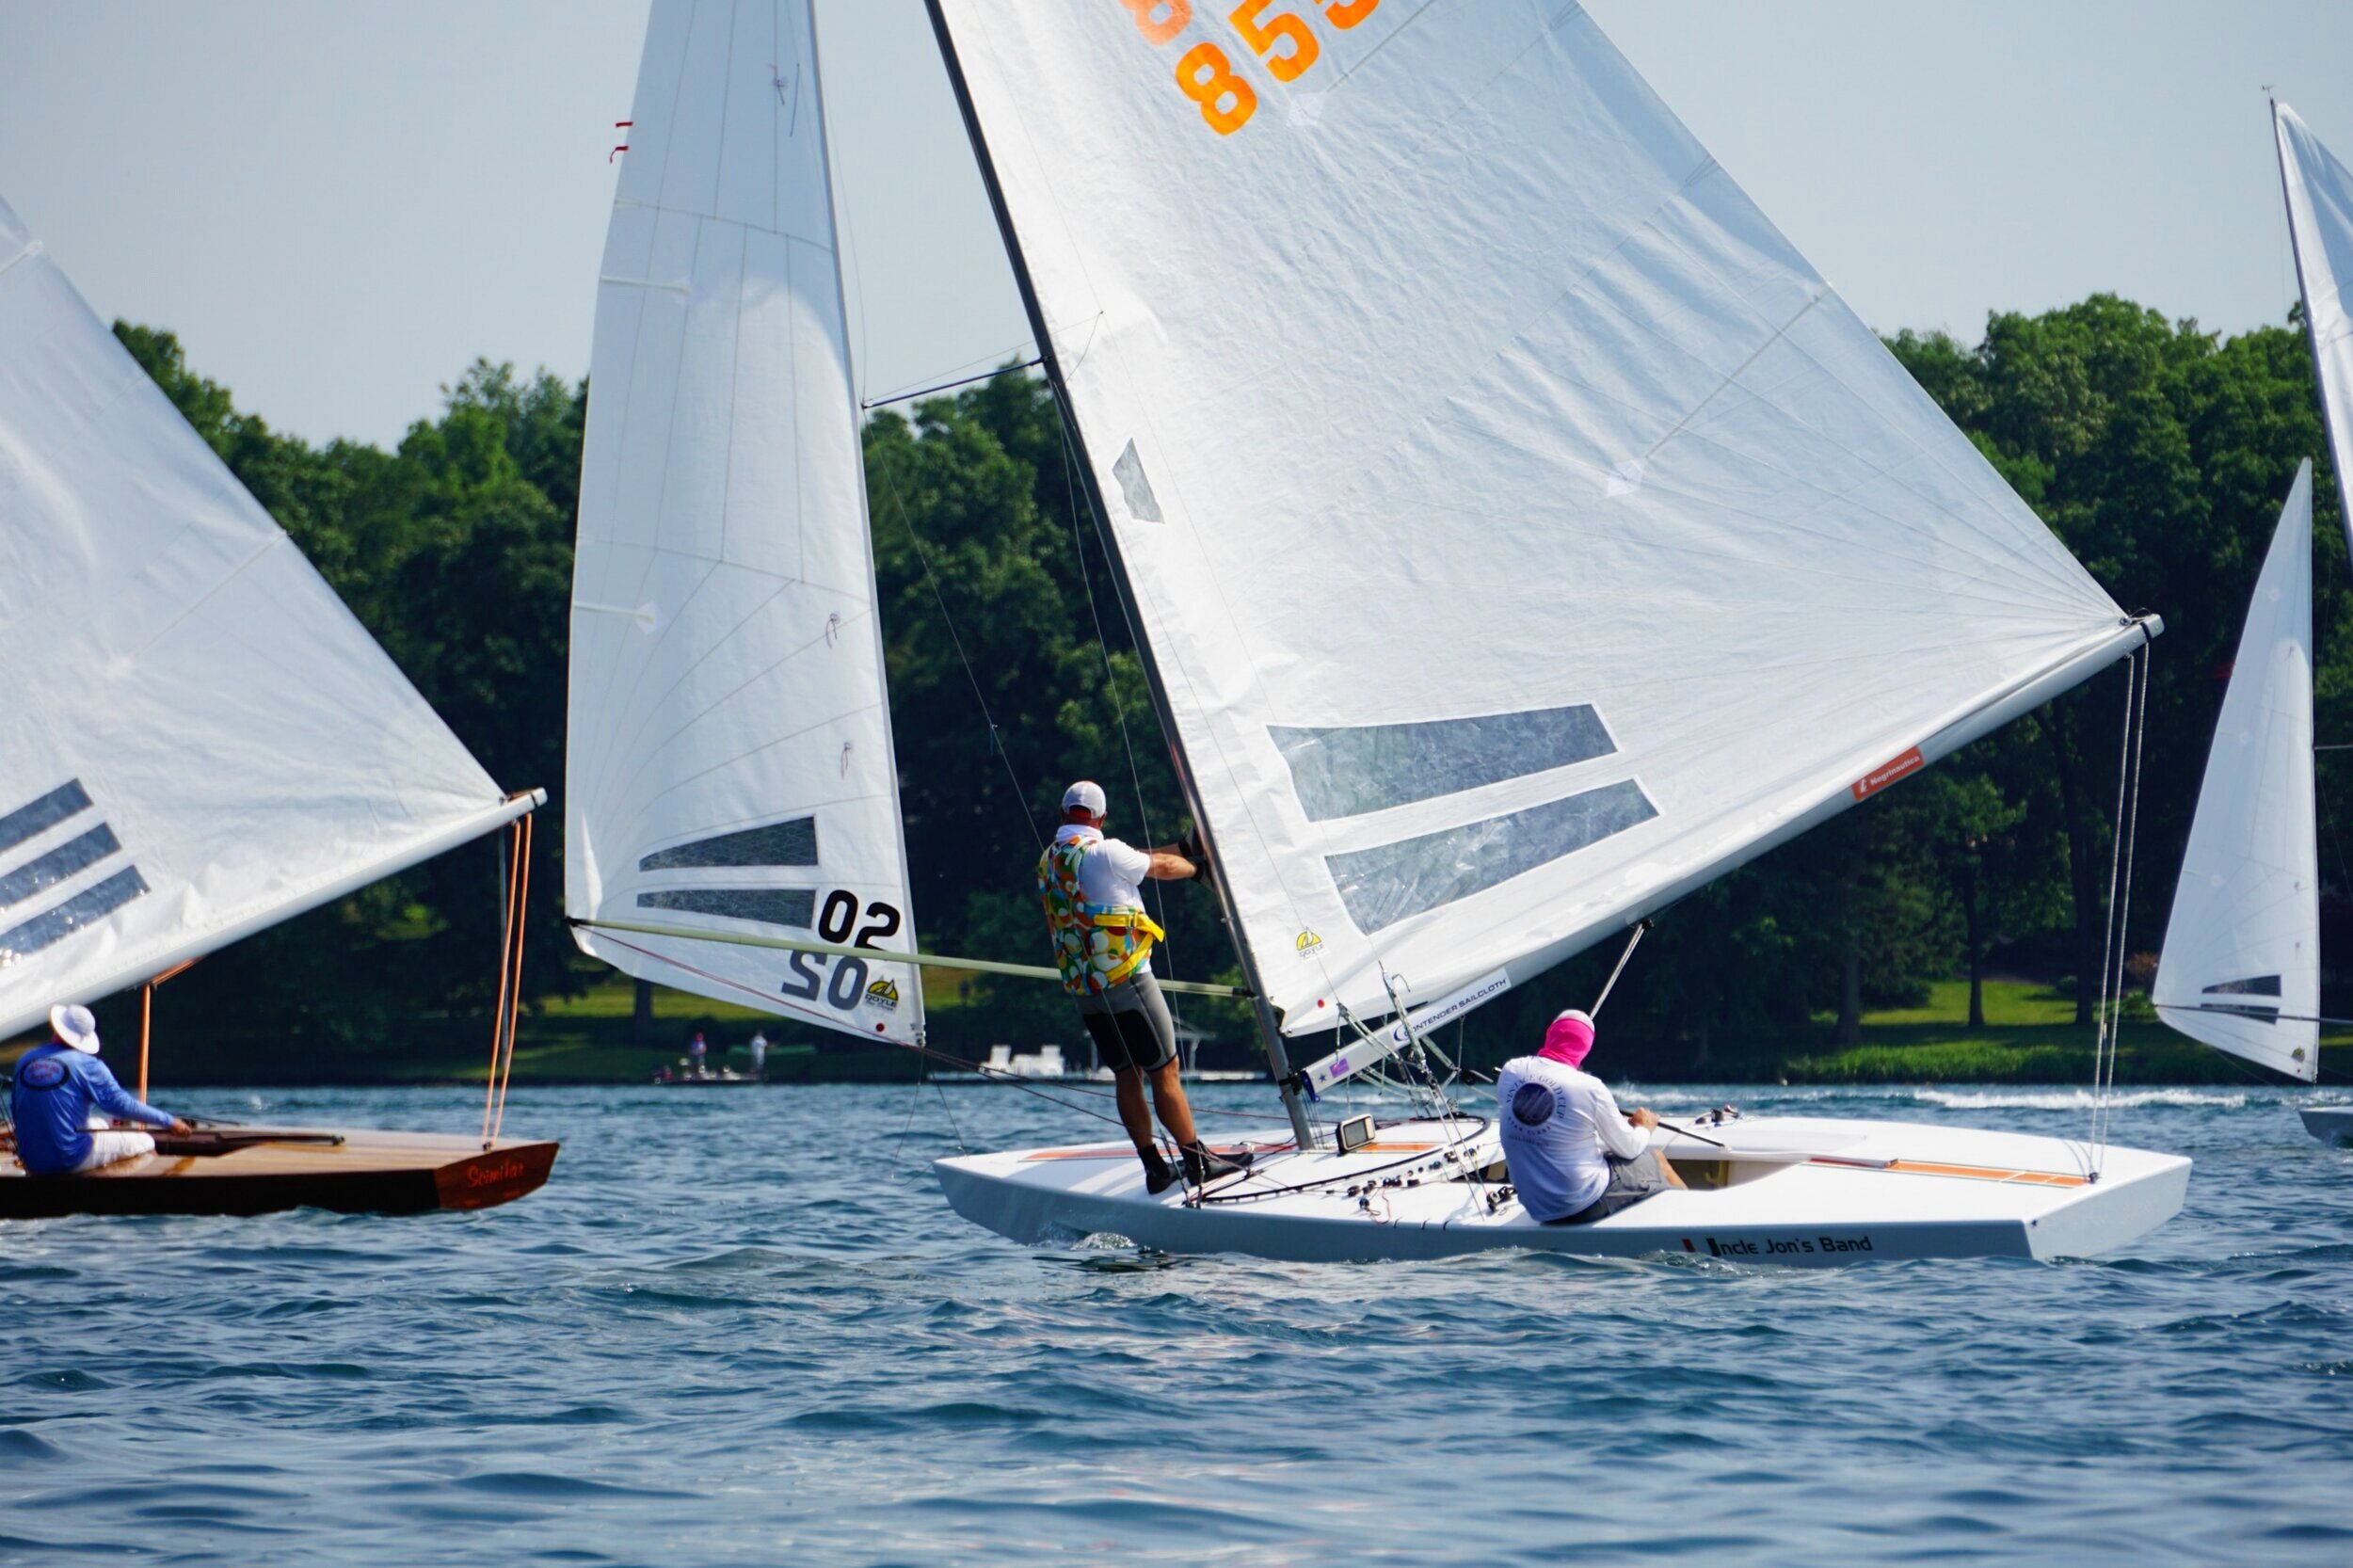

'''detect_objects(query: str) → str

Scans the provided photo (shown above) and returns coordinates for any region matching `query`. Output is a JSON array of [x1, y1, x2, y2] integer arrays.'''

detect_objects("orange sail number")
[[1117, 0, 1382, 137]]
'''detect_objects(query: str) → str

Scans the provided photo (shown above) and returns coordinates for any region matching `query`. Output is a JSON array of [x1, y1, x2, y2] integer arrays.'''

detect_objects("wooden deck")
[[0, 1126, 559, 1218]]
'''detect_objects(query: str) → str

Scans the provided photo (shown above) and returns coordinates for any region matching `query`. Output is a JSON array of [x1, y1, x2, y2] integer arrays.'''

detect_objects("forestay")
[[2278, 103, 2353, 555], [2151, 472, 2321, 1079], [931, 1, 2149, 1033], [567, 0, 924, 1045], [0, 192, 529, 1041]]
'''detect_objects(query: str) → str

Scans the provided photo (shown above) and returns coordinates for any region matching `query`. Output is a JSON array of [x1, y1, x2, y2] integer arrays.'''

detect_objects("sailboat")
[[0, 192, 557, 1217], [567, 0, 2191, 1263], [2153, 465, 2322, 1085], [2121, 102, 2353, 1144]]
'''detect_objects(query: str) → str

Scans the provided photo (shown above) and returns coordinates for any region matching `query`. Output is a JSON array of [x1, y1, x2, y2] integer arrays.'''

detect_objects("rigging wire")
[[870, 452, 1044, 850], [2088, 646, 2151, 1169], [1049, 392, 1175, 960]]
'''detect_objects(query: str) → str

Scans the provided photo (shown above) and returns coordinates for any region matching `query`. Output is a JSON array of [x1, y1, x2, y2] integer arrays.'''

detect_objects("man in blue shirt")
[[8, 1004, 186, 1176]]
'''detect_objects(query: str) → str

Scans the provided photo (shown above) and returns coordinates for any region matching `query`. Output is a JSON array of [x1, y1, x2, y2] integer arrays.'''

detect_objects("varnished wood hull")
[[0, 1128, 558, 1219]]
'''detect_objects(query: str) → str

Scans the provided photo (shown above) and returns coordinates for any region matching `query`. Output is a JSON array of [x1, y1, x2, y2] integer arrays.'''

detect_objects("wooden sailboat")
[[0, 192, 556, 1216], [568, 0, 2190, 1263]]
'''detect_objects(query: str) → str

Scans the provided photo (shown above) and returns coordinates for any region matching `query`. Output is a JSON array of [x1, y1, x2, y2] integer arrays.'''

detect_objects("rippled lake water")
[[5, 1080, 2351, 1565]]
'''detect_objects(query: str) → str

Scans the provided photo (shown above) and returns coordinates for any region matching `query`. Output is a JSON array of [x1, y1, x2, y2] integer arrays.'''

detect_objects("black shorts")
[[1075, 970, 1177, 1073], [1545, 1149, 1670, 1225]]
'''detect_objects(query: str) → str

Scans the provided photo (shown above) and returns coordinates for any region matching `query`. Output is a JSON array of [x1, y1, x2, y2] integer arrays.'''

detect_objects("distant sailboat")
[[2153, 463, 2320, 1080], [570, 0, 2191, 1262], [0, 193, 556, 1216], [2267, 102, 2353, 1140]]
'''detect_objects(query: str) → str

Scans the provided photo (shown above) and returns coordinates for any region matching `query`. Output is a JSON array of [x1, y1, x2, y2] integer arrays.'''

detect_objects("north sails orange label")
[[1851, 747, 1925, 800]]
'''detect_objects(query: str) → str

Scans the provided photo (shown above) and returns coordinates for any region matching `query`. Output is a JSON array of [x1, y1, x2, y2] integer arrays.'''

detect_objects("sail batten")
[[567, 0, 924, 1046], [932, 1, 2144, 1032]]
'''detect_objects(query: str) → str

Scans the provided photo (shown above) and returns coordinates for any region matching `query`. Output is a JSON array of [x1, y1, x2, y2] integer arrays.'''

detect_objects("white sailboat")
[[564, 0, 926, 1044], [0, 191, 555, 1215], [2153, 465, 2321, 1080], [2267, 102, 2353, 1142], [571, 0, 2191, 1263]]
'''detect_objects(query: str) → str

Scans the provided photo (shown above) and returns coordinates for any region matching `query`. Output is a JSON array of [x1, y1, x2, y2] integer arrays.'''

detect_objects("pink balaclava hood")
[[1539, 1009, 1595, 1068]]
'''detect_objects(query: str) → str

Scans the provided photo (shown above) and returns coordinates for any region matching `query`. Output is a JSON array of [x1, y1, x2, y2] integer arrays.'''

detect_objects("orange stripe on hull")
[[1807, 1155, 2089, 1188]]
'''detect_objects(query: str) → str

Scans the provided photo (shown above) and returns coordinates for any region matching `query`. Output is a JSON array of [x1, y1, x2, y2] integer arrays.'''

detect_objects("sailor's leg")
[[73, 1130, 156, 1171], [1112, 1065, 1158, 1152], [1657, 1151, 1689, 1191], [1144, 1057, 1200, 1147]]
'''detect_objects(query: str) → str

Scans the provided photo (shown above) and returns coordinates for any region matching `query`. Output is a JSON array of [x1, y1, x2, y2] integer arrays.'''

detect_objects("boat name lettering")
[[466, 1159, 531, 1189], [1704, 1234, 1875, 1258], [1112, 0, 1383, 139]]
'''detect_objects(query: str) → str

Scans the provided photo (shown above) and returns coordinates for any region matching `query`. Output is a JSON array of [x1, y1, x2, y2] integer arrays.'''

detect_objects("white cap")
[[1554, 1007, 1593, 1028], [49, 1002, 101, 1055], [1062, 780, 1108, 816]]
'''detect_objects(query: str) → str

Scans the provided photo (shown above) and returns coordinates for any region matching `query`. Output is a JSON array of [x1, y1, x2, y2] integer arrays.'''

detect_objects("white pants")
[[73, 1131, 155, 1171]]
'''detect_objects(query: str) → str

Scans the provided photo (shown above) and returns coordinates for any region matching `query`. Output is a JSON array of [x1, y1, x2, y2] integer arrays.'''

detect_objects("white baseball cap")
[[1062, 780, 1108, 816], [49, 1002, 101, 1054]]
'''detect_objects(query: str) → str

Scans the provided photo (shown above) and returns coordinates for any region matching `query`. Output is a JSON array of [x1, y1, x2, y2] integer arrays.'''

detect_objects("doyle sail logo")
[[1295, 930, 1323, 960], [865, 977, 901, 1012], [1851, 747, 1926, 801]]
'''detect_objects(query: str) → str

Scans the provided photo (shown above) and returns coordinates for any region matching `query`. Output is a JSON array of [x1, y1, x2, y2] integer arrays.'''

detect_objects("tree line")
[[95, 294, 2352, 1076]]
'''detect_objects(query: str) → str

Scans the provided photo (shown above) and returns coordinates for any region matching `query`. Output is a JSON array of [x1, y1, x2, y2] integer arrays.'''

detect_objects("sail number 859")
[[780, 890, 900, 1014], [1117, 0, 1380, 137]]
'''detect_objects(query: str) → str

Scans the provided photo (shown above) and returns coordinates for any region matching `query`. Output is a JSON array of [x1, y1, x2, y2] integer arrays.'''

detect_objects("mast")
[[922, 0, 1317, 1149], [810, 0, 927, 1044]]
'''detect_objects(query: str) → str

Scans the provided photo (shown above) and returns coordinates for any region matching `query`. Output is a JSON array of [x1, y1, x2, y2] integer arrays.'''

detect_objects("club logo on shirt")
[[864, 978, 901, 1012], [1510, 1082, 1556, 1128], [17, 1057, 67, 1090]]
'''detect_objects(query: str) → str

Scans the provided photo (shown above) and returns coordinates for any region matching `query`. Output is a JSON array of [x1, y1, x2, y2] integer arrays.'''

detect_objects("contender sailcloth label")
[[1851, 748, 1925, 801]]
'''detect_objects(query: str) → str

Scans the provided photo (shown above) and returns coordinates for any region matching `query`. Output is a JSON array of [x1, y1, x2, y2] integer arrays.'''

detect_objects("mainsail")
[[0, 192, 531, 1041], [928, 1, 2149, 1033], [567, 0, 925, 1044], [2278, 102, 2353, 555], [2153, 465, 2319, 1080]]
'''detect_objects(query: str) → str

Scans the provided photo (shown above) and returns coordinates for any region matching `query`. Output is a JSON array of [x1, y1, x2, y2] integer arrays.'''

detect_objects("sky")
[[4, 0, 2351, 449]]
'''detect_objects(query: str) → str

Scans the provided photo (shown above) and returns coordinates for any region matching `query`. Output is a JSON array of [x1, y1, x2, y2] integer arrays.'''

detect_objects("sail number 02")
[[780, 890, 901, 1013], [1117, 0, 1379, 136]]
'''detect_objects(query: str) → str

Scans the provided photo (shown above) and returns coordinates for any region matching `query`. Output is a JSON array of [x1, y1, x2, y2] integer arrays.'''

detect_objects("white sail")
[[931, 1, 2148, 1033], [2278, 103, 2353, 558], [0, 192, 530, 1041], [567, 0, 924, 1044], [2153, 465, 2319, 1080]]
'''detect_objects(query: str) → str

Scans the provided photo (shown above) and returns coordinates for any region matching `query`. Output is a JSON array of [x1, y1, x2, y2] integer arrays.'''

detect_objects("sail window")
[[0, 867, 149, 966], [0, 824, 122, 910], [638, 818, 819, 872], [0, 780, 93, 857], [1327, 781, 1658, 934], [2202, 976, 2283, 997], [1272, 706, 1619, 823], [1112, 440, 1163, 522], [636, 888, 817, 929]]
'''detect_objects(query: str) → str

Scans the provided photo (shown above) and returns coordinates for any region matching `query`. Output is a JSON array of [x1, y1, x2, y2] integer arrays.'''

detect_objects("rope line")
[[2088, 646, 2149, 1169]]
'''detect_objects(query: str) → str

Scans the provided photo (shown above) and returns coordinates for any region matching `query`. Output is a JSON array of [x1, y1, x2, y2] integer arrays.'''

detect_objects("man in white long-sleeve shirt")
[[1496, 1008, 1685, 1224]]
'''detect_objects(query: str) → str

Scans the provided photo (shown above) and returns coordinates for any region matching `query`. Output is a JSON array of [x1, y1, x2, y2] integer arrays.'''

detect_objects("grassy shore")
[[9, 976, 2340, 1087], [392, 976, 2347, 1087]]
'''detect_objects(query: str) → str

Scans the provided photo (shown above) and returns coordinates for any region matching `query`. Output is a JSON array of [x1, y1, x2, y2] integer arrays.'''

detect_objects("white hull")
[[936, 1115, 2188, 1267], [2302, 1107, 2353, 1145]]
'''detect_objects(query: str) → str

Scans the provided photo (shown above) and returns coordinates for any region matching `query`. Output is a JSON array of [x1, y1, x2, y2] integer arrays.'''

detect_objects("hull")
[[936, 1115, 2188, 1267], [2302, 1106, 2353, 1145], [0, 1127, 558, 1218]]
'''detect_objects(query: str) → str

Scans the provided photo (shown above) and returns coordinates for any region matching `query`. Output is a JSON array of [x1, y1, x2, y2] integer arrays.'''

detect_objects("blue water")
[[5, 1080, 2352, 1565]]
